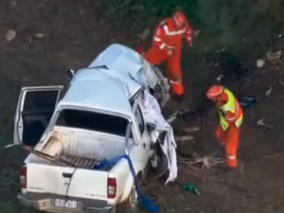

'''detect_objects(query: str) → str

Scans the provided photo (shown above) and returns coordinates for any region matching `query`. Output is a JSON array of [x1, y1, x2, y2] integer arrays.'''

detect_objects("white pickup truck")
[[13, 44, 171, 213]]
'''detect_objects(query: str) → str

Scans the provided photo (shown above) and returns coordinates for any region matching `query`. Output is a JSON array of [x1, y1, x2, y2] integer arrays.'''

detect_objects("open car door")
[[13, 86, 63, 147]]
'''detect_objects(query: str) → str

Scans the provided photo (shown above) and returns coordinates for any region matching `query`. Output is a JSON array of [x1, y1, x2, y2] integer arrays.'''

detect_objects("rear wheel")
[[116, 183, 140, 213]]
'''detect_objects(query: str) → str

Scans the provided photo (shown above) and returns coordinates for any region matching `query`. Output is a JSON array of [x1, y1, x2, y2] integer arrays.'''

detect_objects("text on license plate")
[[55, 199, 77, 208]]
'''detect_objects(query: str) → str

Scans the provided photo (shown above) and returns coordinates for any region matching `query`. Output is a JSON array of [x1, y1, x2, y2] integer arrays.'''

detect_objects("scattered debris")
[[239, 96, 257, 108], [183, 183, 200, 196], [266, 50, 282, 61], [167, 108, 200, 124], [265, 85, 272, 97], [194, 30, 201, 37], [179, 155, 224, 169], [138, 28, 150, 41], [215, 46, 226, 53], [175, 135, 194, 142], [182, 126, 200, 133], [35, 33, 45, 38], [256, 118, 274, 130], [216, 74, 224, 82], [5, 29, 16, 41], [167, 111, 179, 124], [264, 152, 284, 160], [256, 59, 265, 68]]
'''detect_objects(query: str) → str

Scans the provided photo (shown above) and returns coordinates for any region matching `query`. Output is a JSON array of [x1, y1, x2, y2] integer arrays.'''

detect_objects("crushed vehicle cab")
[[13, 44, 172, 213], [88, 43, 170, 107]]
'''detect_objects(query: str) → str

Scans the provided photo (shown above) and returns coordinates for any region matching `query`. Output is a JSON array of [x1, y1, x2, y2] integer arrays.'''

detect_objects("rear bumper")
[[17, 193, 115, 213]]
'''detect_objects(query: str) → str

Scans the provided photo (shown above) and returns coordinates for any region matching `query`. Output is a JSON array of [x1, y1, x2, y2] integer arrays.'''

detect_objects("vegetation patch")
[[98, 0, 284, 56]]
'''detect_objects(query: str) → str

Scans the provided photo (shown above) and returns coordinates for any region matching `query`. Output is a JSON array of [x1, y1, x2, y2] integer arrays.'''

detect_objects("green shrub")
[[99, 0, 199, 30]]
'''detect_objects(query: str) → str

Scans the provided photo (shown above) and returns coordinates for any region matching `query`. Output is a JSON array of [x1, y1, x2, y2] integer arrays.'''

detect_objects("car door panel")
[[13, 86, 63, 146]]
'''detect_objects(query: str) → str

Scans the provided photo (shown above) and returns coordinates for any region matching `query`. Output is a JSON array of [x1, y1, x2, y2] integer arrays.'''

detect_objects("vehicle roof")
[[89, 43, 144, 78], [58, 67, 142, 119]]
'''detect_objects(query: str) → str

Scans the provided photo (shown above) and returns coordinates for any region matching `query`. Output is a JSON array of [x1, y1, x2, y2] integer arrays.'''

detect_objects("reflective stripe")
[[163, 25, 186, 36], [159, 43, 166, 49], [219, 88, 243, 130], [235, 112, 243, 127], [227, 155, 236, 160], [159, 43, 175, 50], [153, 36, 161, 42], [169, 79, 182, 84]]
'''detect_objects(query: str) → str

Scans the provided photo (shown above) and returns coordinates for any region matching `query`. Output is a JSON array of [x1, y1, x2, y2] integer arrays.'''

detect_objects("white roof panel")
[[89, 43, 144, 77], [59, 67, 139, 118]]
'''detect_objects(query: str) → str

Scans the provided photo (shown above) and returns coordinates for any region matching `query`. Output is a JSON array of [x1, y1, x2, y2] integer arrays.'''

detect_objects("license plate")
[[54, 199, 77, 208]]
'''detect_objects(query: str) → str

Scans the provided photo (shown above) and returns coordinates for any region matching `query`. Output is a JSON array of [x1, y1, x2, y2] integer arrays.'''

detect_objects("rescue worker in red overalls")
[[206, 85, 244, 170], [143, 11, 193, 100]]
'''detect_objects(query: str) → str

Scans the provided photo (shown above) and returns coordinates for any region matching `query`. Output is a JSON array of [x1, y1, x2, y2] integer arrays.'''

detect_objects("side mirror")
[[146, 122, 156, 133], [67, 69, 75, 80]]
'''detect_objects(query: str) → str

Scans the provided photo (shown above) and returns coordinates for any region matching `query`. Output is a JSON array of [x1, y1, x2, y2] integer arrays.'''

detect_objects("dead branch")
[[178, 155, 224, 169]]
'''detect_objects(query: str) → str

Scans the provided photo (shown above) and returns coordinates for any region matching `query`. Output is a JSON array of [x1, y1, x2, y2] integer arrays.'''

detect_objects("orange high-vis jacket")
[[152, 17, 193, 51]]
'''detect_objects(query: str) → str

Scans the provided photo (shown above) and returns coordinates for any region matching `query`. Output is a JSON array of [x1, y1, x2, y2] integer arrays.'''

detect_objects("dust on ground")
[[1, 0, 284, 213]]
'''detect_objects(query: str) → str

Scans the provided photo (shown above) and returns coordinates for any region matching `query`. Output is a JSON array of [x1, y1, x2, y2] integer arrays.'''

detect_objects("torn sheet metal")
[[139, 90, 178, 185]]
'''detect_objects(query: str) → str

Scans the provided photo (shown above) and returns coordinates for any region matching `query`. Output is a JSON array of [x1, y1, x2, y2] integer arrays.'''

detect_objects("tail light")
[[20, 165, 27, 188], [107, 177, 116, 199]]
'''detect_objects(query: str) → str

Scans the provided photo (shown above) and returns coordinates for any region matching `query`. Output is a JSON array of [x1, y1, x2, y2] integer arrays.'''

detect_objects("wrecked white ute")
[[14, 66, 169, 213]]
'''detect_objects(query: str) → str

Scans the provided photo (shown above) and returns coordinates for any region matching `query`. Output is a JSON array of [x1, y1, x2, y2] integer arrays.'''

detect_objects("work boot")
[[219, 162, 244, 179]]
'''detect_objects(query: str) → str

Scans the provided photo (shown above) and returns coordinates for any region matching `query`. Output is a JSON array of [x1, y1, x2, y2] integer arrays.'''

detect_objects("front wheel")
[[149, 143, 169, 179]]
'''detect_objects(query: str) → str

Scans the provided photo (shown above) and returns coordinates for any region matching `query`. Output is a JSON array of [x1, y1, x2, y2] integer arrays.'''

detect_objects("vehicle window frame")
[[134, 105, 145, 135]]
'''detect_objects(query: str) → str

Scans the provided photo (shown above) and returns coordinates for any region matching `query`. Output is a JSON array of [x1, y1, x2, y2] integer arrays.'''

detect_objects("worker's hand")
[[165, 47, 175, 56], [167, 49, 174, 56]]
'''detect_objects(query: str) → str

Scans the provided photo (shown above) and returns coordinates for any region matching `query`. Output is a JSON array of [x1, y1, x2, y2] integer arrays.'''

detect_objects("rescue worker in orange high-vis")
[[206, 85, 243, 170], [143, 10, 193, 99]]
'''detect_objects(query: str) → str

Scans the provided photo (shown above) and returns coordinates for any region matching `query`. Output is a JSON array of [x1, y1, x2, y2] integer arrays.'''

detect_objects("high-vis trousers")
[[215, 124, 241, 168], [144, 46, 184, 96]]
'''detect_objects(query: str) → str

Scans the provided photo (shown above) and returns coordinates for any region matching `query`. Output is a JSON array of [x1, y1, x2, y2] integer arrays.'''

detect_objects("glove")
[[164, 46, 175, 56], [186, 37, 193, 47]]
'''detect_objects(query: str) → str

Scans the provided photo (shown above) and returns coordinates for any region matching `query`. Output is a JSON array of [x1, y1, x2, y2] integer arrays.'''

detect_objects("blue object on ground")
[[93, 155, 160, 213], [239, 96, 257, 108]]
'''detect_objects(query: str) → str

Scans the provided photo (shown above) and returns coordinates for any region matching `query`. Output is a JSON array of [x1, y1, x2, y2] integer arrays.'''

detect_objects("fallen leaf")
[[216, 74, 224, 82], [138, 28, 150, 41], [35, 33, 45, 38], [175, 135, 194, 142], [194, 30, 201, 36], [5, 29, 16, 41], [265, 85, 272, 97], [182, 126, 200, 133], [266, 50, 282, 60], [256, 59, 265, 68]]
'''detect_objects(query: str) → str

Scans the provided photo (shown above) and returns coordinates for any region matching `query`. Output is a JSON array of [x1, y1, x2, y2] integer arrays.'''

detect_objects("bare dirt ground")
[[1, 0, 284, 213]]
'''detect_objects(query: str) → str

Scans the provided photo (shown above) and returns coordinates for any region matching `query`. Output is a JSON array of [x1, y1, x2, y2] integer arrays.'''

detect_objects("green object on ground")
[[183, 183, 201, 196]]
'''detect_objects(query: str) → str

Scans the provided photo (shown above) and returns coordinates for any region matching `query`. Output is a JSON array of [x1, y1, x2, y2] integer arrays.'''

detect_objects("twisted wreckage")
[[12, 43, 178, 212]]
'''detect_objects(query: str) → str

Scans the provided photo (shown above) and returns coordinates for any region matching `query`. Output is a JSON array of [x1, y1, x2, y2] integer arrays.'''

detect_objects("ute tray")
[[57, 154, 99, 169]]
